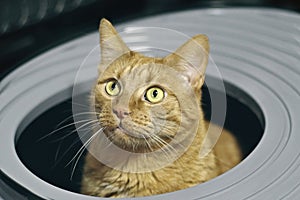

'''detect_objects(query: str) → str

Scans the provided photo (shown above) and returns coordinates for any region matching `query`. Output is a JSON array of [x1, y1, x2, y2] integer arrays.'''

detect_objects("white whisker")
[[37, 119, 94, 142], [71, 101, 91, 109], [142, 135, 153, 152], [50, 121, 98, 143], [67, 127, 104, 167], [68, 127, 104, 180], [152, 134, 178, 155], [53, 126, 96, 165], [55, 111, 99, 129], [150, 135, 172, 161]]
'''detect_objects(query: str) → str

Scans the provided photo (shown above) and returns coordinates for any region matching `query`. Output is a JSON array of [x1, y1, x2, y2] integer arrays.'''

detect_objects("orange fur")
[[81, 19, 241, 197]]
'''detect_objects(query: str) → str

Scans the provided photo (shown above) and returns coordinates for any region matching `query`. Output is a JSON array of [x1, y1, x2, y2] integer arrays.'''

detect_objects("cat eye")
[[144, 87, 165, 103], [105, 79, 120, 96]]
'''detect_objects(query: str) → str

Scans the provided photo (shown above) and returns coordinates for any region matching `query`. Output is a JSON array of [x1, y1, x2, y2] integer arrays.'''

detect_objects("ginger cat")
[[80, 19, 241, 198]]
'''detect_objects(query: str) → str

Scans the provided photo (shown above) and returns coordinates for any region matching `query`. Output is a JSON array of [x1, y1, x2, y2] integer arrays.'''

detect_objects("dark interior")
[[16, 83, 264, 194]]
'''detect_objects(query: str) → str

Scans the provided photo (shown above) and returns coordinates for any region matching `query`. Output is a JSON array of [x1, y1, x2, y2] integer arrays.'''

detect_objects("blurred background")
[[0, 0, 299, 79]]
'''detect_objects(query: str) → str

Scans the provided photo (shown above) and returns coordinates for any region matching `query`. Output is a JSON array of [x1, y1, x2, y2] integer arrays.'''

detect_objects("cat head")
[[93, 19, 209, 153]]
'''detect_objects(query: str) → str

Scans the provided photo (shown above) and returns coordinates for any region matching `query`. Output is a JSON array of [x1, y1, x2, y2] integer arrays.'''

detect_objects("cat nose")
[[112, 108, 130, 119]]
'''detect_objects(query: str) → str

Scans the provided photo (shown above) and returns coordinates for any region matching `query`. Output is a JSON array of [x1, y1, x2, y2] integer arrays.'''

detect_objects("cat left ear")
[[99, 18, 130, 65], [164, 35, 209, 90]]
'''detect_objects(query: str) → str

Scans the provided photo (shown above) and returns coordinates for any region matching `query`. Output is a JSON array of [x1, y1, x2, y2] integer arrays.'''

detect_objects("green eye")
[[145, 87, 165, 103], [105, 80, 120, 96]]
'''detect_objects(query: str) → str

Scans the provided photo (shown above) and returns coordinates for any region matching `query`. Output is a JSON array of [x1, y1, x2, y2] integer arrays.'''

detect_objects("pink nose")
[[113, 108, 130, 119]]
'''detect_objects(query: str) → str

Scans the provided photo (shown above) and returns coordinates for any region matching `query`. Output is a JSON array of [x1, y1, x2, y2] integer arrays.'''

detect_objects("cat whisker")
[[74, 119, 99, 132], [150, 121, 186, 150], [54, 137, 82, 167], [68, 127, 104, 180], [158, 128, 186, 149], [149, 135, 175, 162], [149, 136, 169, 160], [142, 135, 153, 152], [54, 111, 101, 131], [99, 128, 117, 151], [152, 134, 178, 156], [78, 123, 99, 132], [37, 119, 91, 142], [160, 133, 185, 150], [53, 123, 99, 165], [101, 129, 116, 142], [54, 139, 64, 164], [70, 101, 91, 109], [70, 145, 88, 181], [44, 119, 98, 142], [50, 122, 98, 143], [66, 127, 104, 167]]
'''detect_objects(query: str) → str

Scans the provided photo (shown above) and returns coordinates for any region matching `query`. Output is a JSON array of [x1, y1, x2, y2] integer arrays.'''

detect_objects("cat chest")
[[99, 168, 201, 197]]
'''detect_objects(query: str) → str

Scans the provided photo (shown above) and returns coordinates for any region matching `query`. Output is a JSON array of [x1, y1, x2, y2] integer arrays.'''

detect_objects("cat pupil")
[[111, 82, 116, 90], [153, 90, 158, 98]]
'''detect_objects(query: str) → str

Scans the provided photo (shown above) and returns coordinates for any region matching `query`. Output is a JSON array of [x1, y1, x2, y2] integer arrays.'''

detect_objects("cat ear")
[[99, 18, 130, 65], [164, 35, 209, 90]]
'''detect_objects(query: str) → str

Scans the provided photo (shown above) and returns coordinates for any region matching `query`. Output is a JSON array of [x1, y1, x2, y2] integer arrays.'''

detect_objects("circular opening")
[[15, 80, 264, 195]]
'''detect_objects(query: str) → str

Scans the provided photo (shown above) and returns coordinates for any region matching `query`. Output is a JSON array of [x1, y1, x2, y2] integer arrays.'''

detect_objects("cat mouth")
[[116, 126, 130, 135], [115, 124, 148, 139]]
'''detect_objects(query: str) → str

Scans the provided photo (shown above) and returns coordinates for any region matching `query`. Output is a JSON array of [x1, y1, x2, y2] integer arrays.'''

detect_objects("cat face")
[[93, 19, 209, 153], [95, 54, 184, 152]]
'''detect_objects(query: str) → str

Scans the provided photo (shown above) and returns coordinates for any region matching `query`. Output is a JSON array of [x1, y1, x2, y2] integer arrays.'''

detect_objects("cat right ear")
[[99, 18, 130, 67], [164, 35, 209, 91]]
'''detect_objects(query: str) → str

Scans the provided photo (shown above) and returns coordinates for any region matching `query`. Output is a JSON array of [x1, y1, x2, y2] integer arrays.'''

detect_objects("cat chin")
[[101, 128, 148, 153], [102, 126, 143, 143], [114, 127, 149, 140], [102, 125, 173, 153]]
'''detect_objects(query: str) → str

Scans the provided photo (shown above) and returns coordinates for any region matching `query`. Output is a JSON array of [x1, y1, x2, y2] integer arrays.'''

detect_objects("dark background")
[[0, 0, 300, 79]]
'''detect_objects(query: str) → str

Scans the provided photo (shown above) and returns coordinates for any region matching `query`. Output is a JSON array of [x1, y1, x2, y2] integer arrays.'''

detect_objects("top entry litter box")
[[1, 8, 300, 200]]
